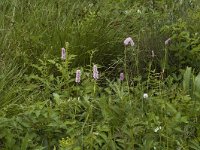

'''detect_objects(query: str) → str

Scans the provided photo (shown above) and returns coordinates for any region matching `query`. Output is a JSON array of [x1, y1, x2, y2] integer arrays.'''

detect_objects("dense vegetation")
[[0, 0, 200, 149]]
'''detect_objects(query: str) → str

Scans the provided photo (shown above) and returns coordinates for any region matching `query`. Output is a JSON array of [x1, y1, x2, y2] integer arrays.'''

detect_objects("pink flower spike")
[[120, 72, 124, 81], [93, 65, 99, 80], [75, 70, 81, 83], [124, 37, 135, 46], [165, 38, 171, 45], [61, 48, 66, 60]]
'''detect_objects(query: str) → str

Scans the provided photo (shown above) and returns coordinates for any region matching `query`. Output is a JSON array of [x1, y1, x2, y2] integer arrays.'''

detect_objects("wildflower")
[[120, 72, 124, 81], [124, 37, 135, 46], [137, 9, 142, 14], [93, 65, 99, 80], [143, 93, 148, 99], [61, 48, 66, 60], [165, 38, 171, 45], [154, 126, 162, 132], [75, 70, 81, 83]]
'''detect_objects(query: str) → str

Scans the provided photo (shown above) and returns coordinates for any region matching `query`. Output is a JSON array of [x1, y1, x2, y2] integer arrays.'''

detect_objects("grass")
[[0, 0, 200, 149]]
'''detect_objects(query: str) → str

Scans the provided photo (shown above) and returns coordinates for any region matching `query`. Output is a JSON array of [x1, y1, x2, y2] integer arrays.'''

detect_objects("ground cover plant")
[[0, 0, 200, 149]]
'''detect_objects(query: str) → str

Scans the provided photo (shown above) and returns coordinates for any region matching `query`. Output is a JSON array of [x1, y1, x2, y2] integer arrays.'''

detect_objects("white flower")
[[154, 126, 162, 132], [165, 38, 171, 45], [137, 9, 142, 14], [124, 37, 135, 46], [143, 93, 148, 99]]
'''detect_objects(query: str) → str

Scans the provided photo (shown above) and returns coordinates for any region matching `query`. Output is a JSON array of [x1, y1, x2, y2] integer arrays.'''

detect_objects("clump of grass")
[[0, 0, 200, 149]]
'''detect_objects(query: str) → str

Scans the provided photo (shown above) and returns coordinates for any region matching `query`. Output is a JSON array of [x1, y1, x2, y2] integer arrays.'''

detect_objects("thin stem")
[[124, 47, 130, 100], [163, 47, 168, 76], [135, 47, 139, 75], [93, 80, 96, 98]]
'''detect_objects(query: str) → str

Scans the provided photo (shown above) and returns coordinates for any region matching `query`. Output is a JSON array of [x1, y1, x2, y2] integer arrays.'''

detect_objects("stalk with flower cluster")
[[61, 42, 70, 84], [75, 70, 81, 83], [75, 69, 81, 97], [93, 65, 99, 96], [162, 38, 171, 78], [123, 37, 135, 99]]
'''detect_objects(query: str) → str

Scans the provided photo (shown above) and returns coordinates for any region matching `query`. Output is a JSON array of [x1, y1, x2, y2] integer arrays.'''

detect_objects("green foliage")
[[0, 59, 27, 108], [0, 0, 200, 149], [1, 65, 200, 149], [183, 67, 200, 101], [183, 67, 192, 92]]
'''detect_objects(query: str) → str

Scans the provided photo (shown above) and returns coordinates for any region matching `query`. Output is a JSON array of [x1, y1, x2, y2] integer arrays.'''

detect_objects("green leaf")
[[194, 73, 200, 98], [189, 139, 200, 150], [21, 133, 30, 150], [166, 103, 177, 114], [183, 67, 192, 92]]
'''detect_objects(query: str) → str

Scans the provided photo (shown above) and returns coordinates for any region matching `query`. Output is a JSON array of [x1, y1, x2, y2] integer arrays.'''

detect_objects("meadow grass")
[[0, 0, 200, 149]]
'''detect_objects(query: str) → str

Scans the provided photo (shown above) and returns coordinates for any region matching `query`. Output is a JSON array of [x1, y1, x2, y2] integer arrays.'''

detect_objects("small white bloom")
[[137, 9, 142, 14], [154, 126, 162, 132], [124, 37, 135, 46], [143, 93, 148, 99], [165, 38, 171, 45]]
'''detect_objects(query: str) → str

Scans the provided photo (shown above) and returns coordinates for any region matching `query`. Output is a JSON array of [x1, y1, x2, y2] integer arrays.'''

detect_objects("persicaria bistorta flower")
[[93, 65, 99, 80], [120, 72, 124, 81], [143, 93, 148, 99], [61, 48, 66, 60], [75, 70, 81, 83], [124, 37, 135, 46], [165, 38, 171, 45]]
